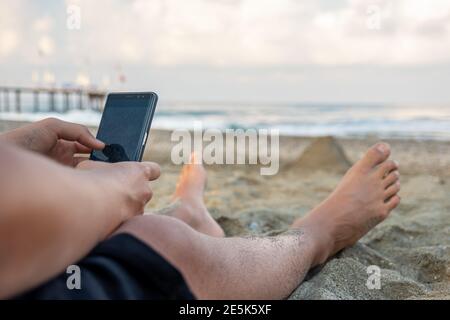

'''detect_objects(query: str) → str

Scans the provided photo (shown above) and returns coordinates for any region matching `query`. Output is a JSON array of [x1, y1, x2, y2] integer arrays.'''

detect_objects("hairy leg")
[[116, 143, 400, 299], [116, 214, 320, 299]]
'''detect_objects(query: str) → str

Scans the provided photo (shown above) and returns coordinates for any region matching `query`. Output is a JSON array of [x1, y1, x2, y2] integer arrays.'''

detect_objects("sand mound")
[[288, 136, 351, 173], [289, 249, 428, 300], [289, 242, 449, 300]]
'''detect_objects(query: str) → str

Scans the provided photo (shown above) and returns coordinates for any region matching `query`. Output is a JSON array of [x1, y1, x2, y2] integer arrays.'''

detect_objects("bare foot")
[[292, 142, 400, 265], [168, 158, 225, 238]]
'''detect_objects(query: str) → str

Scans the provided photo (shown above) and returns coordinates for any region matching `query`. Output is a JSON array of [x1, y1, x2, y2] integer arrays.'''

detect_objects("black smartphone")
[[90, 92, 158, 162]]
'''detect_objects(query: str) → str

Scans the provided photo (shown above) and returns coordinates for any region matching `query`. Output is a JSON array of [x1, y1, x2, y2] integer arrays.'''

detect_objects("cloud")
[[0, 1, 22, 58], [37, 35, 55, 57], [1, 0, 450, 67], [0, 30, 19, 57], [33, 16, 53, 33]]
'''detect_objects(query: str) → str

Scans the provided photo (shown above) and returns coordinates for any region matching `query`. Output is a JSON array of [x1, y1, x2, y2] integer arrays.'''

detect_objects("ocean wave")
[[1, 103, 450, 140]]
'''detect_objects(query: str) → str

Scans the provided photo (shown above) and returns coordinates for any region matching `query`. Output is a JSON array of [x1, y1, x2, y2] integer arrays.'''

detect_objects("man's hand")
[[0, 143, 159, 298], [77, 160, 161, 221], [0, 117, 104, 166]]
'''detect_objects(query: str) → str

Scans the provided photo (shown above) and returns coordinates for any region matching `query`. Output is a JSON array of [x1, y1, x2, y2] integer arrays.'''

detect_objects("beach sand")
[[143, 130, 450, 300], [1, 120, 449, 299]]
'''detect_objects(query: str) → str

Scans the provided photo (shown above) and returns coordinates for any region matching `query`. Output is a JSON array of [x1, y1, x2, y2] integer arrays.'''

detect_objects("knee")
[[116, 214, 224, 299]]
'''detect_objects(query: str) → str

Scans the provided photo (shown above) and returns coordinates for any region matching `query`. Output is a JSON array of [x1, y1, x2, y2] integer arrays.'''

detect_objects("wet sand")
[[1, 119, 449, 299]]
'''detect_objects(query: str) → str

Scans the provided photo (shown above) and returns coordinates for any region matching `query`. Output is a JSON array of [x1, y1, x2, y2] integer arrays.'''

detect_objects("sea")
[[1, 101, 450, 140]]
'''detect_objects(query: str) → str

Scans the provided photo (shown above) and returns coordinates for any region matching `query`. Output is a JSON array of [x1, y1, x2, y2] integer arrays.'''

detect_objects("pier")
[[0, 86, 107, 113]]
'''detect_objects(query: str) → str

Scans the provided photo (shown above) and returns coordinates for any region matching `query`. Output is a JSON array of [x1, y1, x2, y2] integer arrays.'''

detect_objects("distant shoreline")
[[2, 103, 450, 141], [1, 117, 450, 143], [2, 118, 450, 178]]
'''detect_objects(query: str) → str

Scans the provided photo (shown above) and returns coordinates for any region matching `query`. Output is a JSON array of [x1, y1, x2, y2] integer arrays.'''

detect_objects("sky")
[[1, 0, 450, 105]]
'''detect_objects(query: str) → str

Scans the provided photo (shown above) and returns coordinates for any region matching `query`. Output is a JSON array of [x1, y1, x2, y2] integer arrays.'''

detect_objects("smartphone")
[[90, 92, 158, 162]]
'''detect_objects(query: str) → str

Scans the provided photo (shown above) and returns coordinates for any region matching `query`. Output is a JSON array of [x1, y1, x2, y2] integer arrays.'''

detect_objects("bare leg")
[[116, 143, 400, 299], [117, 214, 318, 299], [164, 159, 224, 237]]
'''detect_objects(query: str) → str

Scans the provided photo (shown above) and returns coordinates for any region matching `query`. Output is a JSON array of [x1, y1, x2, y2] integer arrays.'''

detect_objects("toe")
[[190, 151, 202, 165], [358, 143, 390, 170], [385, 181, 400, 199], [377, 160, 399, 178], [386, 195, 401, 211], [383, 170, 400, 188]]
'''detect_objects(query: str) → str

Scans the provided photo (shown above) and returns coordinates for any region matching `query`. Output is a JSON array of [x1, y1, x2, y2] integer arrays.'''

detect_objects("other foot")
[[292, 143, 400, 265]]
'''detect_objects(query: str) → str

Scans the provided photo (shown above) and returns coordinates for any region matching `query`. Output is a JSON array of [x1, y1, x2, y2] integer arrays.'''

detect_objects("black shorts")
[[15, 233, 195, 300]]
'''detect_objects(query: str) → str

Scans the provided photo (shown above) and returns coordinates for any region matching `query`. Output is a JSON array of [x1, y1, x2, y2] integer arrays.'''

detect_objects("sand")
[[1, 119, 449, 299], [143, 130, 450, 300]]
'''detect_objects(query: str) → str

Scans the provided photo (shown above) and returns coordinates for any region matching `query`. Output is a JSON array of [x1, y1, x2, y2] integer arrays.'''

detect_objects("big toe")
[[357, 142, 391, 170], [175, 162, 207, 197], [182, 162, 207, 181]]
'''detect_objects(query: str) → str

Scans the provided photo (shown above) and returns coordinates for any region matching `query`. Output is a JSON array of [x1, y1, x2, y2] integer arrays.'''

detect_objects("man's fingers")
[[140, 162, 161, 181], [75, 159, 108, 170], [74, 141, 92, 154], [73, 156, 90, 167], [49, 118, 105, 150], [75, 159, 161, 182]]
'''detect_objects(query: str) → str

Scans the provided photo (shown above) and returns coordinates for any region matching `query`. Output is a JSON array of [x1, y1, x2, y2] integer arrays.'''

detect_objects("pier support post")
[[4, 89, 9, 112], [33, 90, 39, 112], [49, 91, 55, 112], [78, 91, 83, 110], [64, 92, 70, 112], [15, 89, 21, 113]]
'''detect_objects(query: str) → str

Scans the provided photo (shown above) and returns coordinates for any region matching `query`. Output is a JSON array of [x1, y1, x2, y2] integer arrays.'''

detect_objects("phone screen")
[[90, 93, 157, 162]]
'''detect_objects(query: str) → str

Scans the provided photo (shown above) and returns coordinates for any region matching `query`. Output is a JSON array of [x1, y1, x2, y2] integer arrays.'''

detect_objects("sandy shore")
[[1, 119, 449, 299]]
